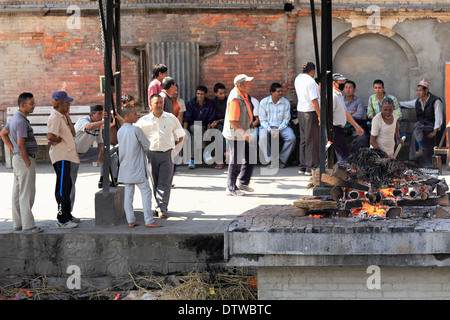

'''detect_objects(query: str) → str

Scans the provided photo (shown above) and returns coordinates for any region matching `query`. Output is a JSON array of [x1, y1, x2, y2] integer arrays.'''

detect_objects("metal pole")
[[114, 0, 122, 117], [319, 0, 333, 187], [102, 0, 113, 194], [310, 0, 320, 76]]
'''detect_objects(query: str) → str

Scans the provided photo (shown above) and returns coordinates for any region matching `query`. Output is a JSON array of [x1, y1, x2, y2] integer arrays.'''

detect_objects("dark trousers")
[[333, 126, 350, 163], [227, 139, 254, 191], [148, 150, 174, 214], [53, 160, 73, 223], [409, 121, 435, 165], [298, 111, 319, 171]]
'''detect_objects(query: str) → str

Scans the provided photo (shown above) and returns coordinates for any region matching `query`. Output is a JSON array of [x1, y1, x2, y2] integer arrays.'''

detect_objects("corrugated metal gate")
[[146, 41, 199, 103]]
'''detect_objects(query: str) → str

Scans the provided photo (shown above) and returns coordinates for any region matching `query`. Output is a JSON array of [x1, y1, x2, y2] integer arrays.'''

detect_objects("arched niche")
[[332, 27, 419, 105]]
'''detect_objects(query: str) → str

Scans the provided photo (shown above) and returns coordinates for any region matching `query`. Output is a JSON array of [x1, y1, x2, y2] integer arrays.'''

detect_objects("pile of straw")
[[129, 270, 257, 300], [0, 271, 257, 300]]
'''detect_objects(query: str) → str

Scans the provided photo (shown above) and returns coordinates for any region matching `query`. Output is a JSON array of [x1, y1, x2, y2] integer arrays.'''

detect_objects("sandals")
[[128, 222, 140, 228], [23, 226, 43, 233], [145, 222, 163, 228]]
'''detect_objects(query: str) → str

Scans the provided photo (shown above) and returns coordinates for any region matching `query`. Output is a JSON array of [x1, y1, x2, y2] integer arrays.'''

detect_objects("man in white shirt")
[[332, 73, 364, 163], [135, 94, 185, 218], [259, 82, 296, 168], [370, 97, 402, 157], [294, 62, 320, 175], [70, 105, 105, 210]]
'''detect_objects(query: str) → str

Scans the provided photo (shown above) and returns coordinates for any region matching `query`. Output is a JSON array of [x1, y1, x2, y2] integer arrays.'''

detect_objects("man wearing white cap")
[[408, 78, 444, 165], [332, 73, 364, 162], [222, 74, 255, 196]]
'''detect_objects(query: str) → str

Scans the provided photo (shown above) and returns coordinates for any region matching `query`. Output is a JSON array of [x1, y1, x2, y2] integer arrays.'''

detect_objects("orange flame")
[[308, 214, 324, 219], [352, 202, 388, 217], [379, 188, 394, 198]]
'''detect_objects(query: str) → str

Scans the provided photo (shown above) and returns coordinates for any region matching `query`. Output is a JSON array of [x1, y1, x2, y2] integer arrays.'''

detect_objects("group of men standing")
[[0, 61, 445, 231]]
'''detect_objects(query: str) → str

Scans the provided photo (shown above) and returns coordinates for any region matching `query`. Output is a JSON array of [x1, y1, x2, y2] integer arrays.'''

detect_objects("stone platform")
[[0, 163, 304, 289], [225, 205, 450, 299]]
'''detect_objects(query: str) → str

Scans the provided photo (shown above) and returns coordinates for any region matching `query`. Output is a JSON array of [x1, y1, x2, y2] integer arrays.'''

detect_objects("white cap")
[[234, 74, 254, 86], [332, 73, 347, 81]]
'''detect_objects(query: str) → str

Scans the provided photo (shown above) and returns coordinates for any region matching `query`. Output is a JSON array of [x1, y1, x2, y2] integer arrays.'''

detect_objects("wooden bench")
[[433, 122, 450, 173], [4, 106, 91, 168]]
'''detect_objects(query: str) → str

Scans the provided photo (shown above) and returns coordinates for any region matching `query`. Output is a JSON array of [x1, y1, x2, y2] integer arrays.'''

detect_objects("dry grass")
[[0, 270, 257, 300]]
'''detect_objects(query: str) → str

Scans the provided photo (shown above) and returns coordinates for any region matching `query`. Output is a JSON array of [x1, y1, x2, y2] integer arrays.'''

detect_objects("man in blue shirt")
[[343, 80, 368, 153], [0, 92, 42, 233], [258, 83, 296, 168]]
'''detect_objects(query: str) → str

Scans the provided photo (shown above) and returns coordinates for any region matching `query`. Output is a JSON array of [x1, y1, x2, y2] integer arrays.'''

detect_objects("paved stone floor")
[[0, 161, 311, 234], [2, 161, 450, 235]]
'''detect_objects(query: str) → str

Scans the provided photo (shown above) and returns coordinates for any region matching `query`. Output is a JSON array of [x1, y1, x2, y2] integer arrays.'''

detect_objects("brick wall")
[[258, 265, 450, 299], [0, 9, 296, 109], [0, 14, 105, 108], [121, 10, 297, 103]]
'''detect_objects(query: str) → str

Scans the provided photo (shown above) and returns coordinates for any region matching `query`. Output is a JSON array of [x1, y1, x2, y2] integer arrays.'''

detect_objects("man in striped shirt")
[[367, 79, 402, 120]]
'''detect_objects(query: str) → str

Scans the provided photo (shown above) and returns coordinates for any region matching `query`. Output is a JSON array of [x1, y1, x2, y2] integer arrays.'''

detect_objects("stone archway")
[[333, 28, 419, 105]]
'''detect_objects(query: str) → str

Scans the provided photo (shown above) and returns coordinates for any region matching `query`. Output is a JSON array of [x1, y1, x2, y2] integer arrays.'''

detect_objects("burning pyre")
[[295, 148, 449, 219]]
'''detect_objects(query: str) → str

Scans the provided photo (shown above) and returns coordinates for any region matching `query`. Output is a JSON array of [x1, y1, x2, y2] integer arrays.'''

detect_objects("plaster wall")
[[295, 11, 450, 106]]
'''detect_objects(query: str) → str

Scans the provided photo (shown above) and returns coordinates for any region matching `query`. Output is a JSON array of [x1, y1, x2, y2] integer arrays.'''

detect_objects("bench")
[[433, 122, 450, 173], [3, 106, 91, 168]]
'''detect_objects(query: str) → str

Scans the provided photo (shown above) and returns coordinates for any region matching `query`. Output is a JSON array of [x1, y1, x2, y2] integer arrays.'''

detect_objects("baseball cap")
[[52, 91, 74, 103], [332, 73, 347, 81], [234, 74, 254, 86]]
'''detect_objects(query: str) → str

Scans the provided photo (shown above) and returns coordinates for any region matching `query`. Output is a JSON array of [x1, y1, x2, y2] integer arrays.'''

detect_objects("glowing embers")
[[352, 202, 389, 218], [346, 186, 432, 218]]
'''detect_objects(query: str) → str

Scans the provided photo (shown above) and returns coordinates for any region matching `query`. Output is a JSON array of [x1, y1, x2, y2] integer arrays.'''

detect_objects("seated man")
[[211, 82, 227, 169], [211, 82, 227, 130], [332, 73, 364, 163], [370, 97, 403, 157], [343, 80, 368, 153], [367, 79, 402, 121], [408, 79, 444, 165], [183, 85, 216, 169], [258, 82, 296, 168]]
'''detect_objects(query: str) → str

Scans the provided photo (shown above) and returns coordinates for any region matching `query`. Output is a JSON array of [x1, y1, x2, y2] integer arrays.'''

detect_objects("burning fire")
[[352, 202, 388, 218]]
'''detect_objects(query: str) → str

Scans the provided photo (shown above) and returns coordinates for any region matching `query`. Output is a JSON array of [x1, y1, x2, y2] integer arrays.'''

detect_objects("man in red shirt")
[[147, 63, 168, 106]]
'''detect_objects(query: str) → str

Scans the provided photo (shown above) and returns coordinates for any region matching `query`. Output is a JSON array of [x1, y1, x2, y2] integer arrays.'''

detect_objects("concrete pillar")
[[94, 186, 126, 226]]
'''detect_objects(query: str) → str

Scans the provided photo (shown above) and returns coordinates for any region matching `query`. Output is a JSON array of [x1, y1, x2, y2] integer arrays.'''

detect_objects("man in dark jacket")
[[409, 78, 444, 165], [183, 85, 216, 169]]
